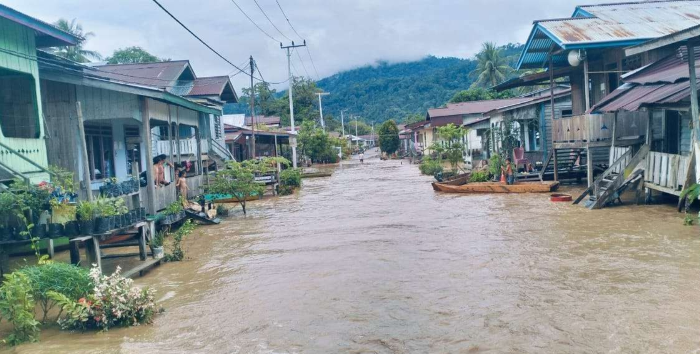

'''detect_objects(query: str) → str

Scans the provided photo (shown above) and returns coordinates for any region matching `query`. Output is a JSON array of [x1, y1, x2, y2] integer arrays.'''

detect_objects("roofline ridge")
[[95, 59, 190, 67], [578, 0, 699, 8]]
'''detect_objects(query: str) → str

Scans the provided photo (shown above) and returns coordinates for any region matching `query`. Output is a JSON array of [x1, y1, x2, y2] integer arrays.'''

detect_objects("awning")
[[590, 81, 690, 113]]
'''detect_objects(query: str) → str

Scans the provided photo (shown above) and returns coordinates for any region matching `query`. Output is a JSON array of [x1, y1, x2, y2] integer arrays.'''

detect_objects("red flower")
[[78, 298, 86, 304]]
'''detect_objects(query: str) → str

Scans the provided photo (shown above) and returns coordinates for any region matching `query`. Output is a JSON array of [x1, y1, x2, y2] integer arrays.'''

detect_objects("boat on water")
[[432, 180, 559, 194], [431, 173, 470, 191], [301, 171, 333, 178]]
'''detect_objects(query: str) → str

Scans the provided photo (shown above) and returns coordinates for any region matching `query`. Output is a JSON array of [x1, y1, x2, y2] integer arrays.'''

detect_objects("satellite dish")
[[568, 50, 586, 67]]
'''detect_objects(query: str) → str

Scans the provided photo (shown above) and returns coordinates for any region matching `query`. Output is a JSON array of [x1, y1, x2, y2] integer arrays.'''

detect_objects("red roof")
[[427, 97, 532, 118], [591, 47, 700, 113]]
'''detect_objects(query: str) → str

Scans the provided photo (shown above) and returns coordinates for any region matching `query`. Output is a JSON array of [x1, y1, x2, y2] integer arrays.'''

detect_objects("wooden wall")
[[40, 79, 80, 184]]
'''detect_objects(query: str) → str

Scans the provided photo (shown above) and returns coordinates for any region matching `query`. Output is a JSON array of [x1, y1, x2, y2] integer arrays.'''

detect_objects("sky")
[[7, 0, 618, 92]]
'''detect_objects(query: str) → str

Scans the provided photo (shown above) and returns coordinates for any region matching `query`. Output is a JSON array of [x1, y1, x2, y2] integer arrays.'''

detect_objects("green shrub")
[[419, 157, 443, 176], [76, 201, 97, 221], [165, 220, 195, 262], [17, 263, 92, 323], [280, 169, 302, 188], [469, 171, 490, 182], [489, 154, 503, 178], [0, 273, 40, 345]]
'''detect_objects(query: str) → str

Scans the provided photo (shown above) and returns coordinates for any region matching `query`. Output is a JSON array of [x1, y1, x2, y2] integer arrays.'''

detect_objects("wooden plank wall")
[[40, 80, 80, 183], [645, 151, 688, 194]]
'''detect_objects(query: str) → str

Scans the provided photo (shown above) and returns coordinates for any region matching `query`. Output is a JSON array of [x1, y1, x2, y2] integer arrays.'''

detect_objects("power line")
[[275, 0, 320, 81], [228, 0, 279, 43], [275, 0, 303, 39], [150, 0, 250, 77], [252, 0, 291, 42], [295, 49, 310, 78], [306, 47, 320, 80]]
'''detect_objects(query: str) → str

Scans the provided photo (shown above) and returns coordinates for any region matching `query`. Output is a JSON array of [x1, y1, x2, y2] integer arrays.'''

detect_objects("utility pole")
[[280, 40, 306, 168], [340, 109, 347, 137], [355, 116, 359, 150], [250, 55, 256, 159], [316, 92, 330, 131], [371, 121, 375, 148]]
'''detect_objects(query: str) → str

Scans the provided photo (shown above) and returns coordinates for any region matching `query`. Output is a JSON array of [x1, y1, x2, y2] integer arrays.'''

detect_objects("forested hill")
[[315, 43, 523, 124]]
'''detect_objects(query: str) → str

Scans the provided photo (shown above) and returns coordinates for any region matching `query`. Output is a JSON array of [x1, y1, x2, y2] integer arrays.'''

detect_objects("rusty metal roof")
[[245, 116, 281, 126], [186, 76, 238, 103], [518, 0, 700, 69], [590, 46, 699, 112], [427, 98, 532, 119], [92, 61, 194, 90]]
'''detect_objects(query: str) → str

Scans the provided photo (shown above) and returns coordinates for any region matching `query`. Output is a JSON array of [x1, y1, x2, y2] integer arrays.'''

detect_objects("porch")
[[552, 112, 648, 149]]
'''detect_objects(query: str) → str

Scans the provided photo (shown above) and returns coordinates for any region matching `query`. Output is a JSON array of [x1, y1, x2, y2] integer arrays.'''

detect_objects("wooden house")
[[0, 5, 79, 184], [498, 0, 700, 186], [37, 54, 232, 214]]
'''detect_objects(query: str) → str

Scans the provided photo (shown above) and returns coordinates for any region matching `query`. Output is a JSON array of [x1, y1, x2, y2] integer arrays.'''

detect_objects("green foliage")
[[298, 121, 340, 163], [469, 171, 490, 182], [48, 166, 75, 194], [680, 183, 700, 205], [430, 124, 468, 172], [419, 157, 443, 176], [163, 201, 183, 216], [489, 154, 503, 178], [106, 46, 165, 64], [51, 19, 101, 63], [349, 120, 372, 136], [279, 168, 302, 196], [0, 273, 40, 345], [95, 197, 117, 217], [165, 220, 195, 262], [470, 42, 513, 88], [151, 230, 166, 248], [224, 44, 524, 126], [378, 120, 400, 155], [17, 263, 92, 323], [76, 201, 97, 221], [449, 87, 515, 103]]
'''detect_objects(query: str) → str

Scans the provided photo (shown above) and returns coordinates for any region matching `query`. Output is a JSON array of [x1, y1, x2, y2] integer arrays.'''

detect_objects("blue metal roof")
[[517, 0, 700, 70]]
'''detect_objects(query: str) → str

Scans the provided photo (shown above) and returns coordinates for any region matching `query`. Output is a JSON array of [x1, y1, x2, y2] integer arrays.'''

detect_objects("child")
[[175, 170, 189, 206], [501, 157, 515, 185]]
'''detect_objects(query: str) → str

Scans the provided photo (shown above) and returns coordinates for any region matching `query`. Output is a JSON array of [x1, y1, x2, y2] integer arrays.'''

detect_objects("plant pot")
[[79, 220, 95, 235], [152, 246, 164, 259], [63, 221, 79, 237], [31, 224, 47, 239], [95, 217, 110, 234], [48, 223, 64, 238]]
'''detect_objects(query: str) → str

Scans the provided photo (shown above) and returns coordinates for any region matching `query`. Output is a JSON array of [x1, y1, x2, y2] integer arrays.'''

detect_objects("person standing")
[[501, 158, 515, 185], [359, 152, 364, 164]]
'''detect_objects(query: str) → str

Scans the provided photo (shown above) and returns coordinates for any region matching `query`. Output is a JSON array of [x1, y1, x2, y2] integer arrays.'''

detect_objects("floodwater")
[[14, 149, 700, 353]]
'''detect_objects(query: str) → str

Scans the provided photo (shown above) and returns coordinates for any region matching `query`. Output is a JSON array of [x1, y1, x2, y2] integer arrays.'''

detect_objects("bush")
[[49, 265, 157, 331], [469, 171, 490, 182], [17, 263, 92, 323], [0, 273, 40, 345], [419, 157, 443, 176], [165, 220, 195, 262], [489, 153, 503, 178], [279, 168, 302, 192]]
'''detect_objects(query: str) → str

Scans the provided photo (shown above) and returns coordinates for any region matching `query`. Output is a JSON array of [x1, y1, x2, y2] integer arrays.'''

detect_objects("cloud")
[[5, 0, 617, 92]]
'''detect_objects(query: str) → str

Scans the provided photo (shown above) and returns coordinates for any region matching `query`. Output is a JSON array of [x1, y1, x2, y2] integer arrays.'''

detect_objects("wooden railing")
[[644, 151, 688, 195], [154, 138, 208, 157], [552, 113, 647, 145]]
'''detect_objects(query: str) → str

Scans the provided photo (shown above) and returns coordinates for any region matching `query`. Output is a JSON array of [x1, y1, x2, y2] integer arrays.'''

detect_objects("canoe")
[[301, 172, 333, 178], [433, 181, 559, 194], [431, 173, 470, 191]]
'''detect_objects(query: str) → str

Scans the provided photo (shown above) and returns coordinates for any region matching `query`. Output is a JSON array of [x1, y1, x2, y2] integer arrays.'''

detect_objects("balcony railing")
[[154, 138, 208, 157], [644, 151, 689, 196], [552, 113, 647, 146]]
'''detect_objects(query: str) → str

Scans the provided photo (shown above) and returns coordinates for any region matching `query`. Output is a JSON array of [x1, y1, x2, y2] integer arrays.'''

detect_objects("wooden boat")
[[432, 181, 559, 194], [431, 173, 470, 191], [301, 171, 333, 178]]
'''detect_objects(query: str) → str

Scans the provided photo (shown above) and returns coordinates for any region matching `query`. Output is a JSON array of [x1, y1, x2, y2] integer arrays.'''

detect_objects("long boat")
[[301, 171, 333, 178], [432, 181, 559, 194], [431, 173, 471, 191]]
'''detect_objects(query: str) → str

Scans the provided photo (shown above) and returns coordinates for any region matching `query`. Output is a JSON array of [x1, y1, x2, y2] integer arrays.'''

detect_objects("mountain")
[[315, 43, 523, 124]]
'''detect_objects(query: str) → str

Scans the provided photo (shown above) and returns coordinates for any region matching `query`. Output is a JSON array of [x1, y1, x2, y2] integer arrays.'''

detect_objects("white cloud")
[[7, 0, 618, 92]]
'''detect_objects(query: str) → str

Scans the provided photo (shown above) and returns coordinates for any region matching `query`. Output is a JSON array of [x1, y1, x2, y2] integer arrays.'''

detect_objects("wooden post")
[[586, 144, 594, 187], [688, 42, 700, 184], [76, 102, 93, 202], [85, 237, 101, 271], [583, 56, 591, 111], [553, 148, 559, 181], [69, 240, 80, 265], [646, 109, 653, 145], [611, 112, 617, 148], [140, 98, 156, 215], [195, 126, 202, 175], [176, 106, 181, 164], [138, 225, 147, 261], [167, 105, 174, 182]]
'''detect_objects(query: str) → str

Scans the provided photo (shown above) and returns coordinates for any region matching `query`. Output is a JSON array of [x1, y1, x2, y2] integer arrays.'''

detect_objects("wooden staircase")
[[538, 148, 587, 181], [574, 145, 649, 209]]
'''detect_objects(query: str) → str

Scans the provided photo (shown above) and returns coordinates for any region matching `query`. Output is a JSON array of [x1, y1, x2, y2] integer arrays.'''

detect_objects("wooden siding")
[[75, 85, 140, 121], [147, 98, 199, 126], [41, 79, 80, 184], [542, 96, 572, 154], [645, 151, 688, 195], [552, 112, 647, 146], [141, 174, 204, 211], [0, 17, 48, 181]]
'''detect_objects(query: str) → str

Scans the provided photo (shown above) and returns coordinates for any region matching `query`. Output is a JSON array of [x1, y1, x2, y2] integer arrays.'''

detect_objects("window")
[[124, 126, 141, 176], [526, 121, 540, 151], [214, 115, 222, 139], [561, 109, 573, 118], [0, 69, 39, 138], [85, 125, 115, 180]]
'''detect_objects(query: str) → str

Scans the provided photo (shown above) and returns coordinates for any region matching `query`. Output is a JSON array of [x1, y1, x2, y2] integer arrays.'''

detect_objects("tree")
[[449, 87, 515, 103], [403, 113, 425, 124], [469, 42, 512, 88], [52, 19, 102, 63], [377, 120, 400, 155], [206, 157, 288, 215], [349, 120, 371, 136], [297, 121, 339, 163], [430, 123, 468, 173], [239, 82, 280, 118], [106, 47, 163, 64]]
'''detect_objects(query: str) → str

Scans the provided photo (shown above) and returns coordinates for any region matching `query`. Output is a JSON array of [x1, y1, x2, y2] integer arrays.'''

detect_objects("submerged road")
[[23, 151, 700, 353]]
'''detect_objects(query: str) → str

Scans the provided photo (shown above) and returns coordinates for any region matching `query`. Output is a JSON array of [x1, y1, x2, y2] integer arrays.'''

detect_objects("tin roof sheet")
[[427, 98, 532, 118], [92, 61, 193, 89]]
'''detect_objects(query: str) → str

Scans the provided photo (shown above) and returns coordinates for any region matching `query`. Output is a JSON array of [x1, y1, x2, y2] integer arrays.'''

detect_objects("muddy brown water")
[[11, 152, 700, 353]]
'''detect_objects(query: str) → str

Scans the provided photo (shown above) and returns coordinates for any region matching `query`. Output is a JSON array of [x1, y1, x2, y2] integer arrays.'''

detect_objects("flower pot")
[[152, 246, 164, 259], [95, 217, 110, 234], [80, 220, 95, 235], [63, 221, 79, 237], [48, 223, 64, 238], [31, 224, 47, 239]]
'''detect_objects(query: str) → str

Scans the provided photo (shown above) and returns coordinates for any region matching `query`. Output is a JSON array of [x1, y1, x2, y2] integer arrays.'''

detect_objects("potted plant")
[[76, 201, 96, 235], [150, 230, 166, 259], [49, 198, 76, 239], [94, 198, 116, 233]]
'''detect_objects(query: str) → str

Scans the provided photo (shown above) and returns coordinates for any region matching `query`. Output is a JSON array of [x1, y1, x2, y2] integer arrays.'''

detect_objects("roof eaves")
[[0, 4, 80, 47]]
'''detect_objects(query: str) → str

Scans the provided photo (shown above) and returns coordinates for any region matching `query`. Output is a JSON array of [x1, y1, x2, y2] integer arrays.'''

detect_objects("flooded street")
[[17, 152, 700, 353]]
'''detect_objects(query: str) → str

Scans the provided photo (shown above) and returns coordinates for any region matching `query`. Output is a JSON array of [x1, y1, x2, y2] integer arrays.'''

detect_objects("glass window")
[[85, 125, 115, 180], [526, 121, 540, 151], [0, 69, 39, 138]]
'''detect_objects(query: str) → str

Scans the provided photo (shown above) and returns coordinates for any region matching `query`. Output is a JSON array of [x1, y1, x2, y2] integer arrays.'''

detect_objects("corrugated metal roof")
[[92, 61, 193, 89], [427, 98, 532, 118], [590, 45, 699, 112], [518, 0, 700, 69], [187, 76, 229, 96], [0, 4, 80, 47], [245, 116, 281, 126]]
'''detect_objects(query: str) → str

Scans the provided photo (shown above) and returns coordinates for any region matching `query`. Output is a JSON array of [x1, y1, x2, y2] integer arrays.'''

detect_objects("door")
[[664, 110, 680, 155]]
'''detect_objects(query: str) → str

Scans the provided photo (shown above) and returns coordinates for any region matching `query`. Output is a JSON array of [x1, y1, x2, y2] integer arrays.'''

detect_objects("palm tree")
[[52, 18, 102, 63], [469, 42, 512, 88]]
